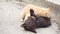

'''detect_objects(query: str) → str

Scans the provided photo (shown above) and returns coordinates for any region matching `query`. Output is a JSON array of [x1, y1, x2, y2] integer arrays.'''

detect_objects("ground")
[[0, 2, 59, 34]]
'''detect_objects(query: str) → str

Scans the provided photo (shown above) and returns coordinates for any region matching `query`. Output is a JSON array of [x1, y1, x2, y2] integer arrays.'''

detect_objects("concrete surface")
[[47, 0, 60, 5], [0, 2, 59, 34]]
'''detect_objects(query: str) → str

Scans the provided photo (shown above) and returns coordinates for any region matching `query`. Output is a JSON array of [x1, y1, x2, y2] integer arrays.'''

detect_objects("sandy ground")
[[0, 2, 59, 34]]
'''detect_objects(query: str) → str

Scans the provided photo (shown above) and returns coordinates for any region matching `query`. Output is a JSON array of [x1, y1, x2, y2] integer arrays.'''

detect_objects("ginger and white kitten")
[[20, 4, 50, 21]]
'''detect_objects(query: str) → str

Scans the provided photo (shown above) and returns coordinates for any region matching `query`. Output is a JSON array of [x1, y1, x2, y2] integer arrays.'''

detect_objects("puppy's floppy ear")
[[30, 9, 38, 19], [30, 9, 35, 16]]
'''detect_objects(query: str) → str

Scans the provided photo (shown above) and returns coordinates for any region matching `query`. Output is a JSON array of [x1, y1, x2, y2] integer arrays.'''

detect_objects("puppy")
[[21, 9, 51, 33]]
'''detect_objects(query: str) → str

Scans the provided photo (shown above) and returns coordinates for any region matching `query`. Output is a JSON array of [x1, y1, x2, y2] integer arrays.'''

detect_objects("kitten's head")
[[40, 8, 50, 17]]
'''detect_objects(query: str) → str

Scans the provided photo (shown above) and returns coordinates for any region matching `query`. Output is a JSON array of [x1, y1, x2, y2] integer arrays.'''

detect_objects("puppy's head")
[[21, 9, 37, 33], [21, 16, 37, 33]]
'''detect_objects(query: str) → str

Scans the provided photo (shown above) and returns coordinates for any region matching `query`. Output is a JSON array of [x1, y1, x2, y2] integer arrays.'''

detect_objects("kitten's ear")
[[30, 9, 35, 16], [31, 29, 37, 33]]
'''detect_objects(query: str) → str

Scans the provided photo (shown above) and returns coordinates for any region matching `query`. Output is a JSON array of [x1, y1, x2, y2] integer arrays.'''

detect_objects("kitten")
[[20, 4, 50, 21]]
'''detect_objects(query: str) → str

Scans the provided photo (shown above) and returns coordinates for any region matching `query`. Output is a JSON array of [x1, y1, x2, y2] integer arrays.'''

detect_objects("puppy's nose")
[[21, 24, 24, 27]]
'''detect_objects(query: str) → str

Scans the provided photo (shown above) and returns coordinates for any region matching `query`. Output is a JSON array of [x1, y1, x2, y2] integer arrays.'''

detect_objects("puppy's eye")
[[23, 24, 25, 25]]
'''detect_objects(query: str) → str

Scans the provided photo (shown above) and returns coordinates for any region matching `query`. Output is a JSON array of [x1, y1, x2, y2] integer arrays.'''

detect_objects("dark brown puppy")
[[21, 9, 37, 33], [21, 9, 51, 33]]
